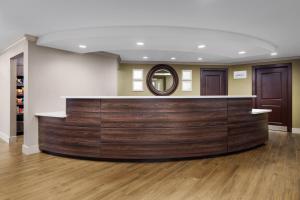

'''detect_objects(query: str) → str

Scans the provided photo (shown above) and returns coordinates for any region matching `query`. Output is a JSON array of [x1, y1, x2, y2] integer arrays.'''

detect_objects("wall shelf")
[[15, 55, 24, 136]]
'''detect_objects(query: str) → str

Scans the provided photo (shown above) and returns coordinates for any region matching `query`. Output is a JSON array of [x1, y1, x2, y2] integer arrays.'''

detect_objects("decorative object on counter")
[[147, 64, 179, 96]]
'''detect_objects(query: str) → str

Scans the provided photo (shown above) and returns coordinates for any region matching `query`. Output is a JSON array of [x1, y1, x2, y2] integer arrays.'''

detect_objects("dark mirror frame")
[[146, 64, 179, 96]]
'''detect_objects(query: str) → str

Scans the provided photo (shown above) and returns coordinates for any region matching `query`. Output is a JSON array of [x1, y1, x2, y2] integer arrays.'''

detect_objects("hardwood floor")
[[0, 131, 299, 200]]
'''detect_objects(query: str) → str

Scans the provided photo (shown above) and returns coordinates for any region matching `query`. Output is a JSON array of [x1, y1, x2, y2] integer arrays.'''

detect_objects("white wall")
[[0, 38, 28, 143], [23, 42, 119, 154]]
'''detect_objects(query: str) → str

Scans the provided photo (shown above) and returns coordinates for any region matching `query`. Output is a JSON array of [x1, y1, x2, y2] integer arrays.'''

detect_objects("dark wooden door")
[[201, 69, 228, 95], [253, 64, 292, 132]]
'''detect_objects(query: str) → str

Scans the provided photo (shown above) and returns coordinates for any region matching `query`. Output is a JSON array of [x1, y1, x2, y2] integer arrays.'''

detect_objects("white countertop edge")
[[35, 111, 67, 118], [251, 109, 272, 115], [61, 95, 257, 99]]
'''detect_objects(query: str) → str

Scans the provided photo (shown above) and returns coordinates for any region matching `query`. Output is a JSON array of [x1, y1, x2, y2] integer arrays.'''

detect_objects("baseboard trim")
[[292, 128, 300, 134], [268, 125, 287, 132], [268, 126, 300, 134], [9, 136, 17, 143], [0, 131, 10, 143], [22, 144, 40, 155]]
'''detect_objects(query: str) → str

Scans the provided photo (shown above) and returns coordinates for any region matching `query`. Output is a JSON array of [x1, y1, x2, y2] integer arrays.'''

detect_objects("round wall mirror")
[[146, 64, 179, 96]]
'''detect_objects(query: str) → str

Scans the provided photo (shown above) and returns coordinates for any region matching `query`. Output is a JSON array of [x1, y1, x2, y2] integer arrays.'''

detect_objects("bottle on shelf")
[[17, 78, 24, 86], [16, 88, 24, 96], [16, 98, 23, 106]]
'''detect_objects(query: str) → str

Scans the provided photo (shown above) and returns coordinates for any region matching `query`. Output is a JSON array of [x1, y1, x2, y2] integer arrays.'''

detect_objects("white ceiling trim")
[[37, 25, 278, 63]]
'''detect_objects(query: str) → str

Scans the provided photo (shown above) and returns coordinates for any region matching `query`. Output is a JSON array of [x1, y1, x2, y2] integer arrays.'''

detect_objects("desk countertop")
[[61, 95, 257, 99]]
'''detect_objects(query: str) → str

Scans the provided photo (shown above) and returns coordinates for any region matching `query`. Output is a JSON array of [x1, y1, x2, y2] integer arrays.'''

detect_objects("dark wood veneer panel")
[[101, 111, 225, 122], [100, 142, 227, 159], [39, 124, 100, 142], [66, 112, 101, 127], [101, 121, 227, 129], [38, 98, 269, 160], [101, 99, 227, 129], [39, 98, 101, 158], [66, 99, 101, 114], [227, 99, 268, 152], [101, 126, 227, 144], [41, 143, 100, 158], [228, 107, 268, 152], [227, 98, 253, 108], [101, 99, 227, 113]]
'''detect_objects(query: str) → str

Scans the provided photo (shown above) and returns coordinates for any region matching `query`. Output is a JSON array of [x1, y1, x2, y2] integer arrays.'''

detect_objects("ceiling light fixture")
[[79, 44, 87, 49], [136, 42, 144, 46], [143, 56, 149, 59], [198, 44, 206, 49], [171, 57, 176, 60], [198, 57, 203, 61], [270, 52, 278, 56], [238, 51, 247, 55]]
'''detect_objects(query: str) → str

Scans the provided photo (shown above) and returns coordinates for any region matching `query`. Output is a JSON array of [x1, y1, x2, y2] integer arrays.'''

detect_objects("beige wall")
[[24, 42, 119, 151], [118, 63, 227, 96], [228, 65, 252, 95], [118, 60, 300, 128], [0, 38, 28, 142], [292, 61, 300, 130]]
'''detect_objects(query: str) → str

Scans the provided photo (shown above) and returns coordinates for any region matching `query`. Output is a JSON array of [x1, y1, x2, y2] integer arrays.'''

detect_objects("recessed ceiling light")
[[198, 44, 206, 49], [238, 51, 247, 55], [171, 57, 176, 60], [143, 56, 149, 59], [271, 52, 278, 56], [198, 57, 203, 61], [79, 44, 87, 49], [136, 42, 144, 46]]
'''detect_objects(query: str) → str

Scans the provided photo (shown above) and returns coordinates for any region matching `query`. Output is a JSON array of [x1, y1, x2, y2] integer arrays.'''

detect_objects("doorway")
[[10, 53, 24, 137], [252, 63, 292, 132], [200, 69, 228, 95]]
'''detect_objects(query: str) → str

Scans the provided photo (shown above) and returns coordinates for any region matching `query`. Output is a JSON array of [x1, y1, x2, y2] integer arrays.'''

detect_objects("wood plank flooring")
[[0, 131, 299, 200]]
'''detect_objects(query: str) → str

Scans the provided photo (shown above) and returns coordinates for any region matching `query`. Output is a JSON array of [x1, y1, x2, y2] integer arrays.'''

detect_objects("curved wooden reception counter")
[[37, 96, 271, 160]]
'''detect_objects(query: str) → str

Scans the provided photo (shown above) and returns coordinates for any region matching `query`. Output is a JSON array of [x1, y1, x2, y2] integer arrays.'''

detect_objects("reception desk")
[[36, 96, 271, 160]]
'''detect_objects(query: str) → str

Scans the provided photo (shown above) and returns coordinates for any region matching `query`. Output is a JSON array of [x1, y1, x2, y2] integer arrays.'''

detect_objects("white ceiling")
[[1, 0, 300, 64]]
